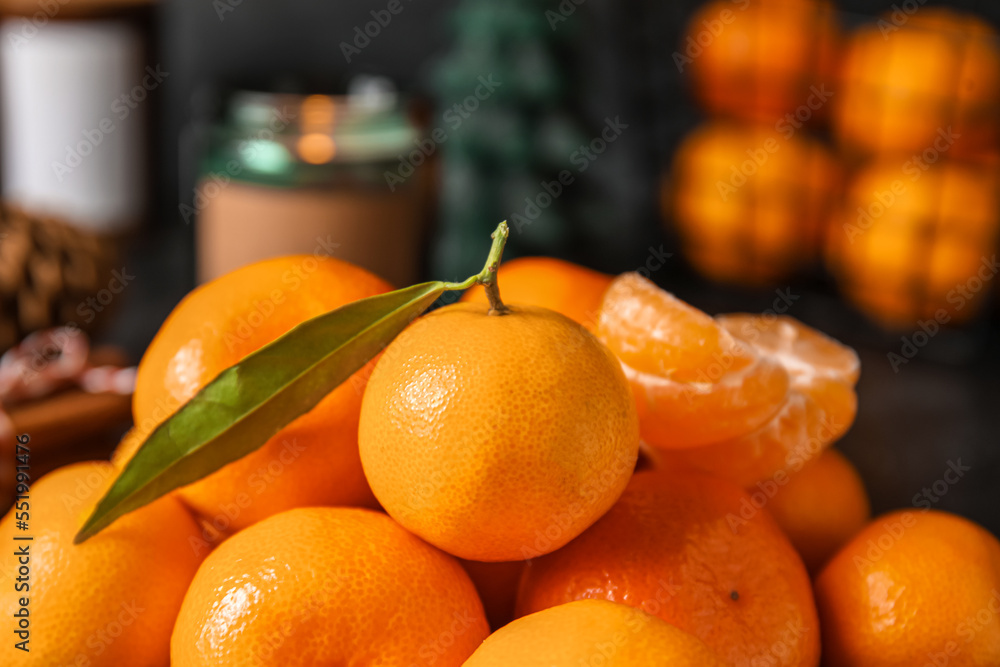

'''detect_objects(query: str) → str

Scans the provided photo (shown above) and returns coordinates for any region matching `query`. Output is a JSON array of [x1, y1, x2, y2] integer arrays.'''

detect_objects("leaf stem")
[[444, 221, 510, 315]]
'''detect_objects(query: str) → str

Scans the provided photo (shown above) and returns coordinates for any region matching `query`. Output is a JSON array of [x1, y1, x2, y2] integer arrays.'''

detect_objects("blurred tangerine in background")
[[833, 8, 1000, 160], [667, 122, 840, 286], [682, 0, 839, 124], [825, 159, 1000, 330], [669, 2, 1000, 336]]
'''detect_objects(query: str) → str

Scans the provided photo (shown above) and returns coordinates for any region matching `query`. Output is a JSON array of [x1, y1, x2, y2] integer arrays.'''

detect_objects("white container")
[[0, 19, 146, 233]]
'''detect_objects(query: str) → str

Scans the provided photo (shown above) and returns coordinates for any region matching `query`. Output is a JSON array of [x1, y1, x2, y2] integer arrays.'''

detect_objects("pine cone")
[[0, 206, 118, 352]]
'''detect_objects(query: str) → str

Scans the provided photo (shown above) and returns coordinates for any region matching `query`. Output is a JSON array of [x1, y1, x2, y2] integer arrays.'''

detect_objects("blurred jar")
[[195, 82, 430, 287], [667, 121, 840, 286], [834, 8, 1000, 160], [825, 159, 1000, 330], [0, 13, 148, 234], [682, 0, 839, 124]]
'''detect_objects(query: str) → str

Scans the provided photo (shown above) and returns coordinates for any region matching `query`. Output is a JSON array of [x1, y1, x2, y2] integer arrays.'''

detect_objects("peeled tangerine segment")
[[661, 315, 860, 486], [716, 314, 860, 387], [597, 273, 790, 449]]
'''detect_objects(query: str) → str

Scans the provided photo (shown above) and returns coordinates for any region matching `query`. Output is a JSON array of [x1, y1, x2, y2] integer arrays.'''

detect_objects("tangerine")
[[132, 255, 392, 531], [0, 462, 206, 666], [463, 599, 726, 666], [359, 302, 639, 561], [766, 448, 871, 574], [658, 314, 859, 485], [816, 509, 1000, 666], [516, 469, 820, 666], [596, 273, 790, 448], [171, 507, 489, 666]]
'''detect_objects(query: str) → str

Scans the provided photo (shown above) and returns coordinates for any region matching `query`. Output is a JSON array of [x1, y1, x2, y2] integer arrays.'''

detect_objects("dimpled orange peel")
[[463, 599, 727, 666], [359, 223, 640, 561], [516, 469, 821, 666], [0, 462, 206, 667], [171, 507, 489, 666]]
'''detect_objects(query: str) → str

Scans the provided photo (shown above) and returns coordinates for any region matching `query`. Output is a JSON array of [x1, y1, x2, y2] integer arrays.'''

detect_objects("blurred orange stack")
[[668, 0, 1000, 330]]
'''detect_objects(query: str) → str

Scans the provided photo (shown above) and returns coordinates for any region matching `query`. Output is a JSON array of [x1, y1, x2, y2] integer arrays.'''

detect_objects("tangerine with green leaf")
[[359, 232, 640, 562], [131, 255, 392, 531], [460, 256, 613, 330]]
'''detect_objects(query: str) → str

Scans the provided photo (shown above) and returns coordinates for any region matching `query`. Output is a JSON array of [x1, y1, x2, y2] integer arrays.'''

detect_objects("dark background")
[[108, 0, 999, 534]]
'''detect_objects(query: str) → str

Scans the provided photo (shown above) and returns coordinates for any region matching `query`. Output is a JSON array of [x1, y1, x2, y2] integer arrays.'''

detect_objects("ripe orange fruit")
[[517, 470, 820, 666], [657, 314, 859, 486], [816, 509, 1000, 666], [684, 0, 838, 124], [825, 159, 1000, 329], [460, 257, 612, 330], [0, 461, 206, 666], [460, 558, 525, 630], [764, 448, 870, 574], [132, 255, 392, 532], [463, 599, 727, 666], [668, 121, 840, 285], [359, 302, 640, 561], [171, 507, 489, 666], [597, 273, 790, 448]]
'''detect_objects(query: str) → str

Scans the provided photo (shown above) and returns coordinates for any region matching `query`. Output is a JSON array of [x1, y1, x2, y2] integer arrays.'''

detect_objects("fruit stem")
[[445, 221, 510, 316]]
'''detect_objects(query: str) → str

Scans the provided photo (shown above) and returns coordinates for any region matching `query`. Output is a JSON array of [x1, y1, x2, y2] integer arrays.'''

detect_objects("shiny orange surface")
[[516, 470, 820, 666], [464, 600, 726, 666], [816, 510, 1000, 665], [0, 462, 206, 666], [171, 507, 488, 666]]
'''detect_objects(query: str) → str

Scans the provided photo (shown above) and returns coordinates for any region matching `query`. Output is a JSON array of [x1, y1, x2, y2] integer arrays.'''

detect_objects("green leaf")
[[75, 281, 448, 544]]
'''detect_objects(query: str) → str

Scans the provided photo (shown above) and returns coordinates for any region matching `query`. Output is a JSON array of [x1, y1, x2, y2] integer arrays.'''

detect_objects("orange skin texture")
[[359, 302, 640, 562], [816, 510, 1000, 666], [459, 558, 525, 631], [765, 448, 871, 575], [0, 462, 206, 667], [463, 599, 727, 667], [171, 507, 489, 667], [597, 273, 790, 449], [658, 314, 859, 486], [516, 470, 820, 667], [460, 257, 613, 330], [132, 255, 392, 531]]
